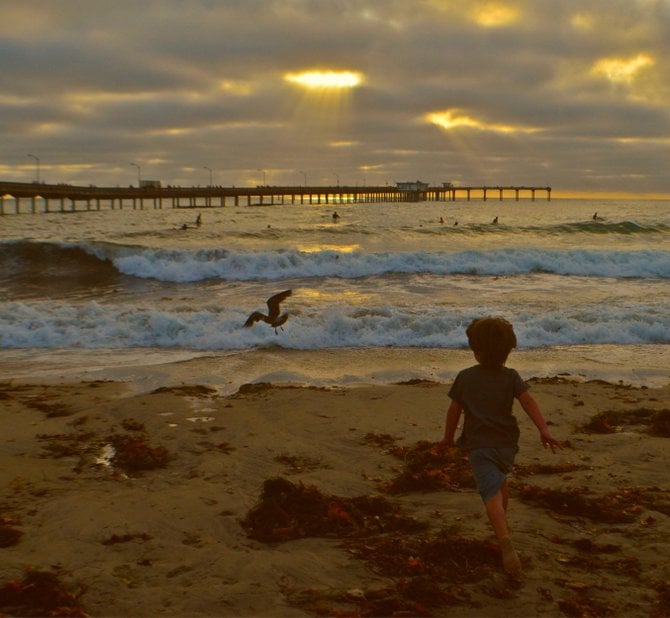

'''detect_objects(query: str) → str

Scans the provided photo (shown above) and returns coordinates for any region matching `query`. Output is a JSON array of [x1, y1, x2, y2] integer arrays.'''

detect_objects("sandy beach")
[[1, 354, 669, 617]]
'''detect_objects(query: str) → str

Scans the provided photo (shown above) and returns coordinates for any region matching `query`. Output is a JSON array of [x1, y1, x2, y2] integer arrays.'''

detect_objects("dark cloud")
[[1, 0, 669, 194]]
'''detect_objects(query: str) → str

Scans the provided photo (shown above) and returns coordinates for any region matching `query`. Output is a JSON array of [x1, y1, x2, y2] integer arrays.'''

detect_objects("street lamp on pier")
[[299, 170, 307, 186], [334, 173, 340, 187], [27, 154, 40, 183], [257, 168, 266, 186], [130, 162, 141, 187], [204, 166, 213, 186]]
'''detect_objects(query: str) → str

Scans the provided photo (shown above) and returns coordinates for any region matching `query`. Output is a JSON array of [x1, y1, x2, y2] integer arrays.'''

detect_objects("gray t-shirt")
[[448, 364, 528, 450]]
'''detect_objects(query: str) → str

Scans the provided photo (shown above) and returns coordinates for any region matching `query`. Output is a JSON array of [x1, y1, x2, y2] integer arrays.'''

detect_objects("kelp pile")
[[364, 438, 475, 493], [579, 408, 670, 436], [515, 484, 670, 522], [0, 568, 87, 617], [241, 477, 426, 543]]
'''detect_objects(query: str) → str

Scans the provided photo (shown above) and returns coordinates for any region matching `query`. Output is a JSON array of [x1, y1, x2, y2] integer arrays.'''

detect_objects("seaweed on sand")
[[37, 432, 96, 460], [380, 441, 475, 494], [344, 531, 501, 584], [515, 484, 635, 523], [101, 532, 153, 545], [653, 581, 670, 618], [282, 532, 504, 616], [151, 384, 217, 398], [0, 515, 23, 547], [514, 462, 588, 478], [650, 409, 670, 437], [25, 397, 72, 418], [37, 430, 170, 475], [578, 408, 670, 435], [0, 568, 87, 617], [241, 477, 426, 543], [107, 433, 169, 474], [549, 536, 621, 554], [280, 581, 436, 617], [274, 453, 328, 474], [515, 484, 670, 522], [558, 593, 615, 617]]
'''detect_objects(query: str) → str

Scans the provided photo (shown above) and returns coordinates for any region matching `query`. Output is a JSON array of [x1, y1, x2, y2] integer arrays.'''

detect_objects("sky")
[[1, 0, 669, 197]]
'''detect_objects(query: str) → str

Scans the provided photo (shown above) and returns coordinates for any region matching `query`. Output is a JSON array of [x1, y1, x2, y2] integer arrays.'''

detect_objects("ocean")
[[1, 197, 668, 389]]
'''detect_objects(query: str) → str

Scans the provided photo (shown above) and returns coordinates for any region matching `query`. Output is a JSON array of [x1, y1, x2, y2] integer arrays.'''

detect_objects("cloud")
[[0, 0, 669, 193]]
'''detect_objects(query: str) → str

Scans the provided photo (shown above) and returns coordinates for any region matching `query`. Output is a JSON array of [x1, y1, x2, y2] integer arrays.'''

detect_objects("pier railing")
[[0, 181, 551, 215]]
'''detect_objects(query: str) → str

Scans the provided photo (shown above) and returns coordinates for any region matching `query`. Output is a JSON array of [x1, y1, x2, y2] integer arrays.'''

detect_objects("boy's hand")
[[540, 430, 562, 453]]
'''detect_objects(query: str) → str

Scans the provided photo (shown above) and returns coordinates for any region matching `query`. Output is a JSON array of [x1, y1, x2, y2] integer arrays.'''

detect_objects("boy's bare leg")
[[484, 487, 509, 538], [485, 484, 522, 578], [501, 480, 509, 513]]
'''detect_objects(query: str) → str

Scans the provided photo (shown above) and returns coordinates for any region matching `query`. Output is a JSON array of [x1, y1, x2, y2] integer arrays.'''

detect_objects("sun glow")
[[425, 109, 538, 134], [591, 53, 655, 84], [471, 2, 520, 27], [284, 70, 363, 89]]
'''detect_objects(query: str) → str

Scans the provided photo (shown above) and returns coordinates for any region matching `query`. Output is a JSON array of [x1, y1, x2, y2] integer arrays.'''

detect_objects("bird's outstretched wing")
[[266, 289, 292, 322], [244, 311, 265, 328]]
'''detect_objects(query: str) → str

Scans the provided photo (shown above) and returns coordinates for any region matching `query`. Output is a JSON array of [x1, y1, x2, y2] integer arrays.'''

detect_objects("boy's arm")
[[441, 399, 462, 447], [517, 390, 562, 453]]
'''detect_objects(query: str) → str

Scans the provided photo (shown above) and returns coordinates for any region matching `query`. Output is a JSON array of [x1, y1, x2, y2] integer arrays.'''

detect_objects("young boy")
[[441, 316, 561, 578]]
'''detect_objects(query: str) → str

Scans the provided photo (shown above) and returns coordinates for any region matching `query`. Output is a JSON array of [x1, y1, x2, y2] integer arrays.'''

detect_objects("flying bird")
[[244, 289, 292, 333]]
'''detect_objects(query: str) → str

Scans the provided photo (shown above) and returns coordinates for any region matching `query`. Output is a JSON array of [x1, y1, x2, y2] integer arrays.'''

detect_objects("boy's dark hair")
[[466, 317, 517, 368]]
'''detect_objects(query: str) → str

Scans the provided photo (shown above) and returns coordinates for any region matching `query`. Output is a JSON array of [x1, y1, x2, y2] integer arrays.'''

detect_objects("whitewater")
[[1, 197, 668, 386]]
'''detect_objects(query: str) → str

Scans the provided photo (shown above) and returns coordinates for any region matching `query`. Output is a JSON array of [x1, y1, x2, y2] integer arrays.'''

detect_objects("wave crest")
[[1, 240, 668, 284]]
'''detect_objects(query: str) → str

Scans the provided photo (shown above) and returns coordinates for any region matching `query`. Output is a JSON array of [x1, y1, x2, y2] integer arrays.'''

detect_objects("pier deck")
[[0, 181, 551, 214]]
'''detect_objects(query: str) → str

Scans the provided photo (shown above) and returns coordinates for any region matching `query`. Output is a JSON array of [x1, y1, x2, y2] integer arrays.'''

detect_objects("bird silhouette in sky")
[[244, 289, 292, 333]]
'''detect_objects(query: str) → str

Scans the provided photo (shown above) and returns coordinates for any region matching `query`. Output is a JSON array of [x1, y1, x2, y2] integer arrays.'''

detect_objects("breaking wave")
[[2, 240, 668, 285]]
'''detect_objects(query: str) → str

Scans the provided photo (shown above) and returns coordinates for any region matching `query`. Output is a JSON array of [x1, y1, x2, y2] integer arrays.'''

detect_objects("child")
[[441, 316, 561, 578]]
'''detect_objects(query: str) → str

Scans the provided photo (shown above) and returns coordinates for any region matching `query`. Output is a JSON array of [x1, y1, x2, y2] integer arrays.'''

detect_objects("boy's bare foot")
[[499, 536, 523, 580]]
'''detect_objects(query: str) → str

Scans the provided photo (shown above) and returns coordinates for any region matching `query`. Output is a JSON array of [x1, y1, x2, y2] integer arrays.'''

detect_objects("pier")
[[0, 181, 551, 215]]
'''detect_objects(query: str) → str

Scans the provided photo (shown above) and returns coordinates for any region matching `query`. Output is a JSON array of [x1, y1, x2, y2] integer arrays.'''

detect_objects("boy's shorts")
[[468, 447, 517, 503]]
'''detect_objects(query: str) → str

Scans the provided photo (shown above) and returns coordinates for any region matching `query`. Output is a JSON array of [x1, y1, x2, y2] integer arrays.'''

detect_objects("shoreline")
[[1, 344, 668, 394], [1, 354, 669, 616]]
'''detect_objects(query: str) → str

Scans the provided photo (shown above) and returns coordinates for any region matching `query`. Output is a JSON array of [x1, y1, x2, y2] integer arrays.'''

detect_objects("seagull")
[[244, 290, 292, 333]]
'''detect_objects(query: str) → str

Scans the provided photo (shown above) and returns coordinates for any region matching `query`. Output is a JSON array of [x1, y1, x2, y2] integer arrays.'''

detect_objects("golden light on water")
[[284, 70, 363, 89], [296, 244, 359, 253]]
